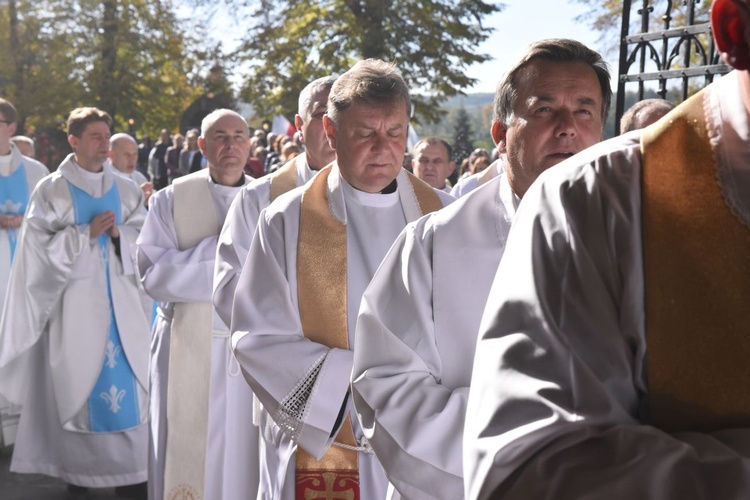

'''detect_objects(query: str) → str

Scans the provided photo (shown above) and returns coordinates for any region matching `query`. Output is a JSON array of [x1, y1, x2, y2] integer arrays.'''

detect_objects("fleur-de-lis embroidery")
[[105, 340, 121, 369], [101, 385, 126, 413], [0, 199, 22, 214]]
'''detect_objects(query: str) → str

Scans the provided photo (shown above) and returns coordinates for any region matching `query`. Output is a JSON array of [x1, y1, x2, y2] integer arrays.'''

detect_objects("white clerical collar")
[[0, 152, 12, 177], [72, 158, 105, 180], [707, 70, 750, 228], [340, 175, 400, 208]]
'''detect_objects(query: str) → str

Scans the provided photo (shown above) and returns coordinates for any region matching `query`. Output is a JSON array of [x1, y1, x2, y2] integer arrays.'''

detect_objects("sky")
[[200, 0, 618, 95], [466, 0, 617, 93]]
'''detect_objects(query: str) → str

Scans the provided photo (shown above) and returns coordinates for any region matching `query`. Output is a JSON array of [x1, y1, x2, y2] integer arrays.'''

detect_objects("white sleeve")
[[352, 221, 465, 500], [231, 207, 352, 460], [136, 189, 217, 303], [464, 153, 750, 500], [213, 186, 264, 326]]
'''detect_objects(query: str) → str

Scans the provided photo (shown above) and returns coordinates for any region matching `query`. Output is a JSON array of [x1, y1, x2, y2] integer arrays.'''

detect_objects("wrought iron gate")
[[615, 0, 731, 134]]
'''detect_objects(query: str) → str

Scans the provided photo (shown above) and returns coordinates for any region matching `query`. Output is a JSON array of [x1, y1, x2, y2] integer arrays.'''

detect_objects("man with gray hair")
[[214, 75, 337, 326], [351, 38, 610, 499], [137, 109, 254, 500], [230, 59, 453, 499]]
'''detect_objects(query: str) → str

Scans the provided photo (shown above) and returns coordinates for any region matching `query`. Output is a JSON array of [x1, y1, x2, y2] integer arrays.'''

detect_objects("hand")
[[0, 214, 23, 229], [141, 182, 154, 207], [90, 210, 116, 239]]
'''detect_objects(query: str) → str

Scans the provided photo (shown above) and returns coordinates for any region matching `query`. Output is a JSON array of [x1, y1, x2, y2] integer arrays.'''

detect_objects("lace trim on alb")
[[273, 351, 327, 442]]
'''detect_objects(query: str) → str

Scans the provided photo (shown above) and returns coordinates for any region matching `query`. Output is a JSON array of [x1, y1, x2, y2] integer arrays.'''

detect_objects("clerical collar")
[[380, 179, 398, 194], [209, 173, 245, 187], [0, 152, 12, 177], [341, 176, 399, 208], [72, 159, 104, 179]]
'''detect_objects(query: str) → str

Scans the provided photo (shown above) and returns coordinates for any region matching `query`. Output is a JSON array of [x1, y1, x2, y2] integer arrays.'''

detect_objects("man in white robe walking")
[[351, 39, 611, 500], [464, 1, 750, 498], [214, 75, 337, 326], [0, 107, 149, 496], [137, 109, 256, 500], [0, 98, 48, 447], [230, 59, 453, 500]]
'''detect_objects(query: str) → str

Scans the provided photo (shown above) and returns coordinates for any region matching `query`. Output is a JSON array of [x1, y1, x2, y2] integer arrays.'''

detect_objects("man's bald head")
[[109, 133, 138, 174]]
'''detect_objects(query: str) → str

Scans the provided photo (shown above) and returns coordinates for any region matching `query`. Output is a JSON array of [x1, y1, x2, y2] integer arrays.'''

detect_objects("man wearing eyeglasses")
[[0, 99, 48, 448], [464, 1, 750, 498]]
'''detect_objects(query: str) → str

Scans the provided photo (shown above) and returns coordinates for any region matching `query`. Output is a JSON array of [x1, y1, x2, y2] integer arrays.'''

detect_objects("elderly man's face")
[[298, 87, 335, 170], [494, 58, 604, 198], [325, 100, 409, 193], [412, 142, 454, 189], [198, 114, 250, 180]]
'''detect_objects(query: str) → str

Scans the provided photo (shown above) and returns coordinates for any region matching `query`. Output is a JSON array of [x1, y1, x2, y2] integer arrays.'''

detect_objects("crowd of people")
[[0, 1, 747, 498]]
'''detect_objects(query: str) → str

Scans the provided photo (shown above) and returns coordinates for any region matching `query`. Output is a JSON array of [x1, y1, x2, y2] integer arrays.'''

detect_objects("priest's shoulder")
[[261, 182, 307, 220], [22, 156, 50, 177]]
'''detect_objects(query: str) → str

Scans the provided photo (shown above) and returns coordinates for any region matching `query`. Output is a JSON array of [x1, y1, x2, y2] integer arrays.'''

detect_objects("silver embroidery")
[[274, 352, 327, 441]]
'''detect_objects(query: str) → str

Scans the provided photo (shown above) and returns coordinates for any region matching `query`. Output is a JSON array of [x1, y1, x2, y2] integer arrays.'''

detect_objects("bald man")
[[110, 133, 153, 207]]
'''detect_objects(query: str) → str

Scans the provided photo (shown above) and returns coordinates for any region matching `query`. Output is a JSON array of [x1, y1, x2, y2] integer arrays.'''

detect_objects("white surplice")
[[214, 154, 316, 326], [351, 172, 517, 500], [449, 160, 502, 198], [231, 165, 454, 500], [0, 145, 48, 445], [0, 155, 149, 487], [137, 173, 257, 500], [464, 71, 750, 500]]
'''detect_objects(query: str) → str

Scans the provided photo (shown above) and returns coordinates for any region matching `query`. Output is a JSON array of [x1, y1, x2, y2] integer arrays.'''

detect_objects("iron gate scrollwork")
[[615, 0, 732, 134]]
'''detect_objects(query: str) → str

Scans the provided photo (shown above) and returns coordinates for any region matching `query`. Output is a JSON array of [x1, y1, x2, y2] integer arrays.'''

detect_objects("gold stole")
[[270, 157, 301, 203], [642, 90, 750, 432], [164, 170, 220, 500], [295, 166, 441, 499]]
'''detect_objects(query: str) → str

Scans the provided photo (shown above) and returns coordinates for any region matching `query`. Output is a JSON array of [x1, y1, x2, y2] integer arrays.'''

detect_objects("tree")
[[0, 0, 215, 138], [451, 107, 474, 164], [235, 0, 503, 124]]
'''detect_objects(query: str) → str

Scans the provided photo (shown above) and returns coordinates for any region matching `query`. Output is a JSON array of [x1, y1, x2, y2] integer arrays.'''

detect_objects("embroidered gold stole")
[[294, 166, 441, 499], [164, 170, 220, 500], [642, 90, 750, 432], [270, 157, 301, 203]]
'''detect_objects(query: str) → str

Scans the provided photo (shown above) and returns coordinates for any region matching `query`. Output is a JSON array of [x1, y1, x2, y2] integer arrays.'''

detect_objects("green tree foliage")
[[451, 107, 475, 164], [0, 0, 211, 138], [235, 0, 502, 124]]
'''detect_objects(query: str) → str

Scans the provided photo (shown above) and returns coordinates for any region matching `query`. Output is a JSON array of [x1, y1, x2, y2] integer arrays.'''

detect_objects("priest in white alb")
[[230, 59, 453, 500], [137, 109, 256, 500], [0, 107, 149, 496], [214, 75, 336, 325], [351, 39, 611, 500], [464, 1, 750, 498]]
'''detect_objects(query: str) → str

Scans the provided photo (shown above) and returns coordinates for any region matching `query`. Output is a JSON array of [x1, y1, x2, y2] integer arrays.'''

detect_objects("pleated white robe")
[[351, 173, 517, 499], [137, 174, 258, 500], [231, 165, 453, 500]]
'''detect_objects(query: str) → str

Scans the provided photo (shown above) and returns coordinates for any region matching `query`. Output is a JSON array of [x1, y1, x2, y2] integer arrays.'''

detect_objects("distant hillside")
[[413, 93, 496, 152]]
